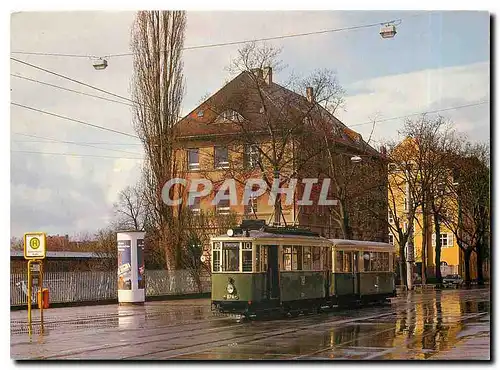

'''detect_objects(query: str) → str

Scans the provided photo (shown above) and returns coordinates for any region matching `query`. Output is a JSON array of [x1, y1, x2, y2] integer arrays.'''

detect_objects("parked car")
[[443, 274, 463, 288]]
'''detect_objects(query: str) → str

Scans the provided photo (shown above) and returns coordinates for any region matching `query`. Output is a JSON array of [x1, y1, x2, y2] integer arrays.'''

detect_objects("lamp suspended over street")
[[350, 155, 362, 163], [380, 23, 397, 39], [92, 57, 108, 70]]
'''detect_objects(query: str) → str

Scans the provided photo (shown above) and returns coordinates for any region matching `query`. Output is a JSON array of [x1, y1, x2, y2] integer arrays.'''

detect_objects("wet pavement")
[[11, 288, 490, 360]]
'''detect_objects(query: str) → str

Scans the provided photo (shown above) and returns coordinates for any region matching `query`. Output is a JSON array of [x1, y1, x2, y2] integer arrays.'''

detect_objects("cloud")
[[337, 61, 490, 144]]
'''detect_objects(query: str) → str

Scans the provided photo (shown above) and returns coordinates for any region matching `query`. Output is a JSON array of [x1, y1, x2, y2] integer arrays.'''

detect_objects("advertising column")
[[117, 231, 146, 304]]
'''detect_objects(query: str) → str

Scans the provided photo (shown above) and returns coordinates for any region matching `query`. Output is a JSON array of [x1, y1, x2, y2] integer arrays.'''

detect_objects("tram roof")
[[213, 228, 329, 242], [328, 239, 394, 248]]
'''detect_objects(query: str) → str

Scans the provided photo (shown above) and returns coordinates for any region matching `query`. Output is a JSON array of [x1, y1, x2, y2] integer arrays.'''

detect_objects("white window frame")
[[388, 234, 394, 245], [187, 148, 200, 171], [214, 146, 229, 169], [388, 211, 394, 224]]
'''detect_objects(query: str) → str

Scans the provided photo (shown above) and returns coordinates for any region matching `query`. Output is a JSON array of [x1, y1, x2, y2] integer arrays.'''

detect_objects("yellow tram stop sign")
[[24, 232, 47, 259]]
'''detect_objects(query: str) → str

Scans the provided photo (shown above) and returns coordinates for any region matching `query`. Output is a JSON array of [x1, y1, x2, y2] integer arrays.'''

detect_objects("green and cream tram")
[[210, 222, 396, 318]]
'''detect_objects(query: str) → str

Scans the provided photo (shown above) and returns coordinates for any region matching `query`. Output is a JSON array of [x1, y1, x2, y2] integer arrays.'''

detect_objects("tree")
[[113, 184, 147, 231], [131, 11, 186, 270], [441, 142, 490, 286], [178, 209, 238, 292], [400, 115, 459, 286], [199, 43, 373, 230]]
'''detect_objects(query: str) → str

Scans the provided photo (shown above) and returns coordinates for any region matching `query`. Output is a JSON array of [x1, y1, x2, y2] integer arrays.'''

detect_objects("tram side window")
[[322, 247, 331, 271], [363, 252, 371, 271], [260, 246, 268, 272], [222, 242, 240, 272], [335, 251, 344, 273], [362, 251, 390, 271], [294, 246, 302, 270], [343, 252, 353, 273], [282, 246, 301, 271], [303, 246, 312, 270], [312, 247, 321, 270], [283, 246, 292, 271]]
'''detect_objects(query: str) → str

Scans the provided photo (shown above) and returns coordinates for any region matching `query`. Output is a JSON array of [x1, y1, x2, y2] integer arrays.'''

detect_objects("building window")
[[218, 110, 243, 122], [214, 147, 229, 169], [404, 197, 408, 211], [187, 148, 199, 171], [388, 234, 394, 245], [388, 212, 394, 224], [216, 198, 230, 215], [404, 222, 408, 233], [245, 144, 260, 169], [432, 233, 453, 248], [189, 196, 200, 214]]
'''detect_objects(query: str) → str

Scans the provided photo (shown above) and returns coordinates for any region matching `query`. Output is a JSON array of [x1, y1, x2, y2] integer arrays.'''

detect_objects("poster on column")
[[137, 239, 145, 289], [118, 240, 132, 290]]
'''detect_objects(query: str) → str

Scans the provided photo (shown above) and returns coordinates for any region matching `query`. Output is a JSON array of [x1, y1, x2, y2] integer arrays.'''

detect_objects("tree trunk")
[[476, 242, 485, 286], [463, 248, 472, 287], [399, 242, 408, 288], [421, 204, 428, 284], [433, 214, 443, 285]]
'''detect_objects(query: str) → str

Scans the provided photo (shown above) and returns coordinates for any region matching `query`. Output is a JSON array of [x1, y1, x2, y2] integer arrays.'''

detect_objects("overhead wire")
[[11, 102, 139, 139], [11, 150, 142, 160], [10, 57, 141, 106], [11, 74, 134, 108], [11, 13, 426, 59], [349, 100, 489, 128], [11, 132, 142, 155]]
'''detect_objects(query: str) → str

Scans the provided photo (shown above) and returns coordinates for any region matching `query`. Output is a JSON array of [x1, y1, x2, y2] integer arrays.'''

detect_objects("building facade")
[[174, 67, 388, 242]]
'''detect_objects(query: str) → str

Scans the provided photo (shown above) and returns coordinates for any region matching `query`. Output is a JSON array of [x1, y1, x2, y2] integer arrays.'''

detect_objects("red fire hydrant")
[[37, 288, 49, 309]]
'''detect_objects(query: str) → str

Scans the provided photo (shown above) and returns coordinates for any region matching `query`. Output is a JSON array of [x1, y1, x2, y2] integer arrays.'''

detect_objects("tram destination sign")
[[24, 232, 47, 260]]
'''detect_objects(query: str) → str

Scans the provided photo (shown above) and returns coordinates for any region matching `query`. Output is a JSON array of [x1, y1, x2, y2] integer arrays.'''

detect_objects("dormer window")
[[217, 110, 244, 122]]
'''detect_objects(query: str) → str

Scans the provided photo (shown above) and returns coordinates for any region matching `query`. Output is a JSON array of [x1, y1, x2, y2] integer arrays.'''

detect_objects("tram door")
[[267, 245, 280, 300]]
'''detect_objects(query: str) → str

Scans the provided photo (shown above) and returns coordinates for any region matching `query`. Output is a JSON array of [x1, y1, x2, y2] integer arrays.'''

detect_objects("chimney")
[[263, 66, 272, 85], [306, 87, 314, 103], [251, 68, 263, 79]]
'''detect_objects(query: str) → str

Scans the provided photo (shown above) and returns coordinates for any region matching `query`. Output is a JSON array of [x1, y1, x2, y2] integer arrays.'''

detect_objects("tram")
[[210, 221, 396, 318]]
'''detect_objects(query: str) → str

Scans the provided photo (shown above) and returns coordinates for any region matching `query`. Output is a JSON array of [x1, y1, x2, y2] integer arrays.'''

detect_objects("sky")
[[9, 10, 490, 238]]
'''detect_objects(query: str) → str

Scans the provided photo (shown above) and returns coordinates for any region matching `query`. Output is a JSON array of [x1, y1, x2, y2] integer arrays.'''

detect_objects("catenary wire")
[[11, 13, 426, 59], [11, 102, 139, 139], [11, 132, 142, 155], [11, 150, 142, 160], [11, 74, 135, 107]]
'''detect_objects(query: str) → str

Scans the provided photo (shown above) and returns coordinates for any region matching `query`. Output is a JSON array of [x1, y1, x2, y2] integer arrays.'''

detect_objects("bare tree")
[[198, 43, 372, 229], [401, 115, 459, 285], [441, 142, 490, 286], [179, 209, 238, 292], [131, 11, 186, 270], [113, 184, 147, 231]]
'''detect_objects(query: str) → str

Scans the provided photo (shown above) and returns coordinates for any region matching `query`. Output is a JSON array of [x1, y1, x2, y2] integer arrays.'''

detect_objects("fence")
[[10, 270, 211, 307]]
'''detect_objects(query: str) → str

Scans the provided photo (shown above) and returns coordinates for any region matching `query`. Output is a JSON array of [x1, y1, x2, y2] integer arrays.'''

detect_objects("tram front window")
[[222, 242, 240, 272]]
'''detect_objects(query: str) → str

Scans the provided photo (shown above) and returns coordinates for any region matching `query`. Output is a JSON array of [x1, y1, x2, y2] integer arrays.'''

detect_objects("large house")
[[174, 67, 388, 242]]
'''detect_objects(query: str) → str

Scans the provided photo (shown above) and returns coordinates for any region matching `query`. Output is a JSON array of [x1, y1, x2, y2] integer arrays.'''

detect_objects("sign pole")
[[27, 260, 32, 337], [24, 232, 47, 337]]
